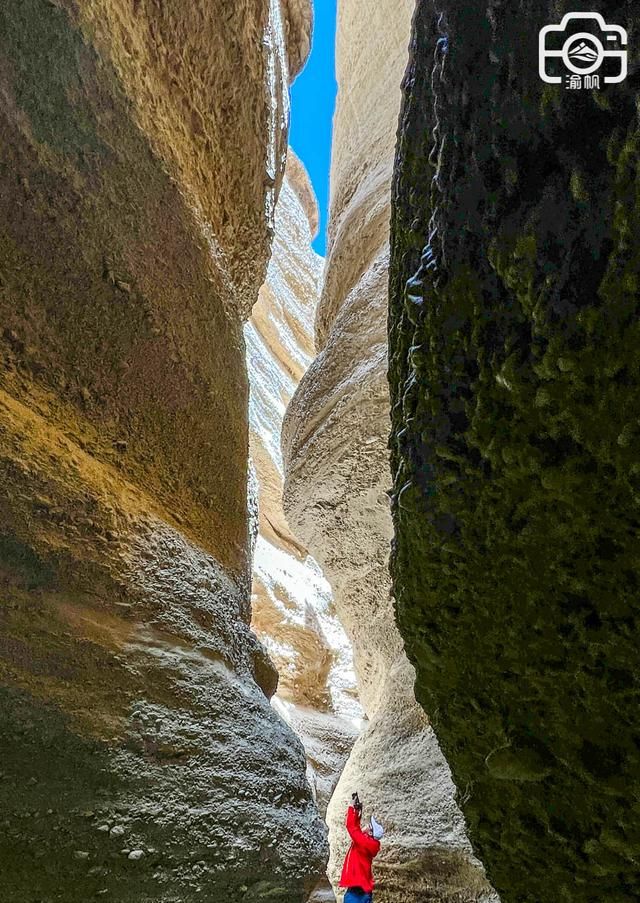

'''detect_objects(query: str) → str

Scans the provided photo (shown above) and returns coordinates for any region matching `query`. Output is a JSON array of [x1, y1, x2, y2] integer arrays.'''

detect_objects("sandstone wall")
[[0, 1, 326, 899], [247, 154, 362, 902], [247, 152, 361, 768], [282, 0, 314, 81], [283, 1, 495, 900], [388, 3, 640, 902]]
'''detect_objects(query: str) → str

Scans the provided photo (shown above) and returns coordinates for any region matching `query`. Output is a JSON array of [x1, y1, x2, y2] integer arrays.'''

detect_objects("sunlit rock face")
[[388, 3, 640, 902], [76, 0, 294, 317], [0, 1, 325, 900], [246, 152, 361, 837], [282, 1, 495, 901]]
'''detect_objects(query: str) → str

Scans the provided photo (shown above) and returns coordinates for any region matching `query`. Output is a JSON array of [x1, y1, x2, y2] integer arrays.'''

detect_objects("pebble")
[[109, 825, 125, 838], [74, 850, 90, 860], [128, 850, 145, 861]]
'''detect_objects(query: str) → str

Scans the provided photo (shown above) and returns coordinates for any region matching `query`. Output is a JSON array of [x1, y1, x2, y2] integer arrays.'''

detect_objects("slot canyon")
[[0, 2, 638, 903]]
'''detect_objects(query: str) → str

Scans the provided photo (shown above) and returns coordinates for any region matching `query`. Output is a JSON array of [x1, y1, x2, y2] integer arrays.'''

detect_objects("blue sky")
[[289, 1, 338, 256]]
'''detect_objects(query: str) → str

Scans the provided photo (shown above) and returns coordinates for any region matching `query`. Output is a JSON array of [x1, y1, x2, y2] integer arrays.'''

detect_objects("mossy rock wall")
[[388, 2, 640, 901]]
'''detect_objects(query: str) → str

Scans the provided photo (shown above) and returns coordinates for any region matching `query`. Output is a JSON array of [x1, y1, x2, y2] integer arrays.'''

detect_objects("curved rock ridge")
[[0, 1, 323, 900], [247, 154, 362, 902], [247, 152, 362, 804], [283, 1, 497, 900], [75, 0, 312, 315], [287, 152, 321, 241], [388, 3, 640, 901], [315, 0, 416, 351], [282, 0, 314, 81]]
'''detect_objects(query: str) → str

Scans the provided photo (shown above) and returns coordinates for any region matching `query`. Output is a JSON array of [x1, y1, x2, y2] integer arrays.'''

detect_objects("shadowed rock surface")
[[0, 1, 326, 899], [283, 1, 496, 900], [389, 2, 640, 902]]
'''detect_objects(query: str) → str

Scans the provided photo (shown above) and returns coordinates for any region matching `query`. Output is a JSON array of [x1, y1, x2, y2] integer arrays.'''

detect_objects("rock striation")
[[0, 1, 325, 900], [388, 3, 640, 902], [247, 152, 361, 759], [247, 154, 362, 901], [283, 1, 495, 900]]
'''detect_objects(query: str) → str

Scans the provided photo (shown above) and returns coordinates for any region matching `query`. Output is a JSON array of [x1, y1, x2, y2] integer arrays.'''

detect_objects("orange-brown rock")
[[0, 1, 324, 900]]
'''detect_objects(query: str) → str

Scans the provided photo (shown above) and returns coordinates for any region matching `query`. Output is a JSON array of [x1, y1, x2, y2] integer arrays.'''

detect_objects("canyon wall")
[[247, 155, 362, 901], [0, 1, 327, 900], [388, 3, 640, 902], [283, 1, 495, 900], [247, 153, 361, 810]]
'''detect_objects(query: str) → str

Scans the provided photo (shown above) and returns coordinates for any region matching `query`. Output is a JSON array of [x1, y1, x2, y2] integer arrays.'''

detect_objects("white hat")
[[370, 814, 384, 840]]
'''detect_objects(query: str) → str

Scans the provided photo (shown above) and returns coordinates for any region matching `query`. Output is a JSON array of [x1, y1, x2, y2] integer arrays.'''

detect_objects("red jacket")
[[339, 806, 380, 892]]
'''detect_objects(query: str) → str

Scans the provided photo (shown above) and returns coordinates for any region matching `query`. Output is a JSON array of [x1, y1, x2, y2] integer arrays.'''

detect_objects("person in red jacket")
[[339, 793, 384, 903]]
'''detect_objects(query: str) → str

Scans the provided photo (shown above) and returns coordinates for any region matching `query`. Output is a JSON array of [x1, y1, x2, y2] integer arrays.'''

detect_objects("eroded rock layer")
[[245, 151, 361, 792], [0, 1, 325, 899], [247, 158, 361, 903], [389, 3, 640, 902], [283, 1, 495, 900]]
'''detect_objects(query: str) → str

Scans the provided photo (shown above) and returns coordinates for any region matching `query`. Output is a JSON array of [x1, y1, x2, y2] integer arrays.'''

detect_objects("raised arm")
[[345, 806, 380, 856]]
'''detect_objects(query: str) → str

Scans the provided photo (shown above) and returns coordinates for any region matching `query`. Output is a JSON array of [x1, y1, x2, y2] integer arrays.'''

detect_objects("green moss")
[[0, 0, 104, 159], [570, 169, 589, 203], [388, 2, 640, 901], [0, 534, 54, 590]]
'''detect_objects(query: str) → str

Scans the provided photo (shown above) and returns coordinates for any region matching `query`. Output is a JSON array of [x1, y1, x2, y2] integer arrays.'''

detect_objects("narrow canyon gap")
[[389, 2, 640, 902], [282, 1, 496, 900], [246, 151, 363, 903]]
